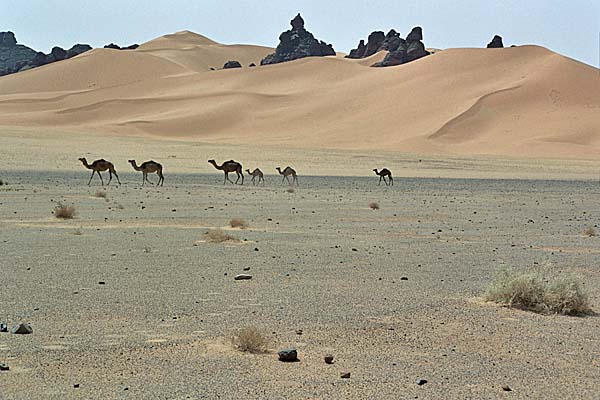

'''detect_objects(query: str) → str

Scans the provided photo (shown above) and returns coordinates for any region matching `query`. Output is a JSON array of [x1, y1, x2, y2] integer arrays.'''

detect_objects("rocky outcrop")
[[260, 13, 335, 65], [223, 60, 242, 69], [0, 31, 92, 76], [487, 35, 504, 48], [103, 43, 139, 50], [347, 29, 402, 59], [372, 26, 430, 67]]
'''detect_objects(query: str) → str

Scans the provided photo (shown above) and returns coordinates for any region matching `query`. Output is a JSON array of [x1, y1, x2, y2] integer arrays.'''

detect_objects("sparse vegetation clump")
[[0, 179, 4, 186], [230, 218, 249, 229], [485, 268, 591, 315], [94, 191, 107, 198], [230, 327, 269, 353], [54, 204, 77, 219], [584, 227, 596, 237], [204, 229, 237, 243], [368, 201, 380, 210], [286, 188, 295, 193]]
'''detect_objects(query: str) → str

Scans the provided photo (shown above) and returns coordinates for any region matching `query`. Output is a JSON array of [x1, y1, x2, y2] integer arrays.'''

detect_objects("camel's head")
[[78, 157, 86, 163], [276, 167, 281, 172], [373, 169, 378, 173], [245, 169, 250, 173], [128, 160, 135, 164], [208, 159, 215, 164]]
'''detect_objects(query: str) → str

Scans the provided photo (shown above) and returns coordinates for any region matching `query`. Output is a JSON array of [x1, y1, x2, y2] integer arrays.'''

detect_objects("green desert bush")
[[230, 327, 269, 353], [204, 229, 237, 243], [485, 268, 591, 315], [229, 218, 249, 229], [54, 204, 77, 219]]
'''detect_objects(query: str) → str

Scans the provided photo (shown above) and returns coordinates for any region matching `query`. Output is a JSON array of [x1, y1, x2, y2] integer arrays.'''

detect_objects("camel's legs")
[[87, 170, 96, 185], [144, 172, 154, 185], [235, 172, 241, 184], [389, 176, 393, 186], [378, 175, 383, 185], [158, 171, 164, 186], [114, 171, 121, 185], [293, 175, 298, 186], [260, 176, 264, 185], [107, 171, 113, 186], [286, 175, 292, 185], [99, 171, 105, 186], [225, 172, 234, 184]]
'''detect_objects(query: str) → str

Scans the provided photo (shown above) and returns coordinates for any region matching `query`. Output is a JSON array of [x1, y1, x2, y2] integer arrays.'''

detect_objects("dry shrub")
[[204, 229, 237, 243], [286, 188, 295, 193], [230, 327, 269, 353], [0, 179, 4, 186], [54, 204, 76, 219], [94, 191, 107, 198], [230, 218, 249, 229], [368, 201, 380, 210], [485, 268, 591, 315], [584, 227, 596, 237]]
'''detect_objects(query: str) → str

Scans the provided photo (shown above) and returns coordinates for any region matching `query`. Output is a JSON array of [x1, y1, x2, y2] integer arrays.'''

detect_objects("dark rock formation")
[[347, 29, 402, 59], [261, 13, 335, 65], [487, 35, 504, 48], [347, 39, 366, 58], [278, 348, 299, 362], [0, 31, 92, 76], [223, 60, 242, 69], [103, 43, 139, 50], [248, 63, 256, 67], [372, 26, 430, 67], [364, 31, 385, 58]]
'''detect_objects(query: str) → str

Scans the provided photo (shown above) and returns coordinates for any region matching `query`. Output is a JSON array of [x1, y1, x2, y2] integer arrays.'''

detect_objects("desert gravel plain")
[[1, 131, 600, 399]]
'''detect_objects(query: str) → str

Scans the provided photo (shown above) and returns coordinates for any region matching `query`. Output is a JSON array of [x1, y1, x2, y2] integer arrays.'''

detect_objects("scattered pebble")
[[502, 385, 512, 392], [324, 354, 334, 364], [73, 384, 80, 388], [400, 277, 408, 281], [416, 378, 428, 386], [295, 329, 303, 335], [0, 363, 9, 371], [11, 323, 33, 334], [243, 267, 250, 271], [234, 274, 252, 280], [278, 348, 298, 362], [340, 371, 351, 379], [98, 281, 106, 285], [0, 322, 7, 332]]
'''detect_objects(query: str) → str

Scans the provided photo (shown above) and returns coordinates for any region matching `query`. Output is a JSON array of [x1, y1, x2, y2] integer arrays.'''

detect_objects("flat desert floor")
[[1, 131, 600, 399]]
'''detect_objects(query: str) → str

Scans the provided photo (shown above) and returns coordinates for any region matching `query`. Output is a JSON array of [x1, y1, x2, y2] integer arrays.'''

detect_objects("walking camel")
[[373, 168, 393, 186], [208, 159, 244, 185], [276, 166, 298, 186], [245, 168, 264, 185], [128, 160, 164, 186], [78, 157, 121, 186]]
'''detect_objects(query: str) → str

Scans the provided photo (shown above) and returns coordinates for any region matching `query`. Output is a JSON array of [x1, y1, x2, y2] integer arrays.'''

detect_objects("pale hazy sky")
[[6, 0, 600, 66]]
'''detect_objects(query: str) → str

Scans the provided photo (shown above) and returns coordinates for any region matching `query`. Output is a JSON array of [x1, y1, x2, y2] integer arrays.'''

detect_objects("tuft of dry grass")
[[584, 227, 596, 237], [286, 188, 295, 193], [230, 218, 249, 229], [54, 204, 77, 219], [368, 201, 380, 210], [0, 179, 4, 186], [485, 268, 591, 315], [94, 191, 107, 198], [230, 327, 269, 353], [204, 229, 238, 243]]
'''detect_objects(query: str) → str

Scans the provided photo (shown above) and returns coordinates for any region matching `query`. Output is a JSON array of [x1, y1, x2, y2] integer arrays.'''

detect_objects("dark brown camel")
[[128, 160, 164, 186], [373, 168, 393, 186], [208, 159, 244, 185], [78, 157, 121, 186]]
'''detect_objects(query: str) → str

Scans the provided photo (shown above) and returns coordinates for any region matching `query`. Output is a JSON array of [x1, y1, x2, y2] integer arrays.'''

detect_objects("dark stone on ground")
[[11, 323, 33, 334], [248, 63, 256, 67], [416, 378, 428, 385], [340, 371, 351, 378], [261, 13, 335, 65], [502, 385, 512, 392], [324, 354, 334, 364], [0, 322, 7, 332], [278, 348, 298, 362], [222, 60, 242, 69], [487, 35, 504, 48], [0, 363, 9, 371], [234, 274, 252, 280]]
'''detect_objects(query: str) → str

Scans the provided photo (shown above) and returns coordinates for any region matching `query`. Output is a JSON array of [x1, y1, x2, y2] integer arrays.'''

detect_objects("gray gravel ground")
[[1, 170, 599, 399]]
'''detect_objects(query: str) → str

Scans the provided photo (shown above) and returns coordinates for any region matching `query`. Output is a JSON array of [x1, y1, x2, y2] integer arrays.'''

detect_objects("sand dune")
[[0, 31, 598, 159]]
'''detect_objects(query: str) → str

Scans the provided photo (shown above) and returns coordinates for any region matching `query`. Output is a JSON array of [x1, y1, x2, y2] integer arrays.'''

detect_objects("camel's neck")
[[81, 159, 92, 169], [210, 161, 223, 170], [130, 161, 142, 171]]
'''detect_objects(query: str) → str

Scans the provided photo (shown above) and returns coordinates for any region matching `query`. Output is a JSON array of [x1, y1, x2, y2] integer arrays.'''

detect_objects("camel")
[[245, 168, 264, 185], [276, 166, 298, 186], [208, 159, 244, 185], [78, 157, 121, 186], [128, 160, 164, 186], [373, 168, 393, 186]]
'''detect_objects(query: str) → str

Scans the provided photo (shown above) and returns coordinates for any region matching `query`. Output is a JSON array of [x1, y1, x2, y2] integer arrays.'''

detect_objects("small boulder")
[[278, 348, 298, 362], [487, 35, 504, 48], [416, 378, 428, 386], [234, 274, 252, 280], [340, 371, 351, 378], [0, 322, 7, 332], [324, 354, 334, 364], [0, 363, 9, 371], [223, 60, 242, 69], [11, 323, 33, 334]]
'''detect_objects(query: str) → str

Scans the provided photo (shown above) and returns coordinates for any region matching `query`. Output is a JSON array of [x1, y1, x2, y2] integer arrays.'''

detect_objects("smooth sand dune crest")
[[0, 31, 598, 158]]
